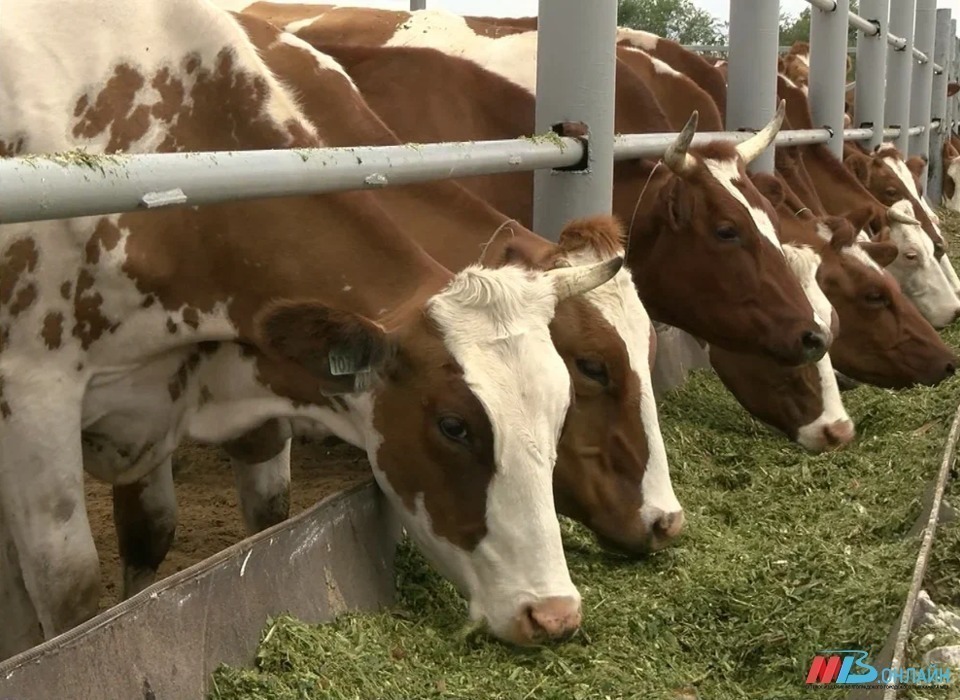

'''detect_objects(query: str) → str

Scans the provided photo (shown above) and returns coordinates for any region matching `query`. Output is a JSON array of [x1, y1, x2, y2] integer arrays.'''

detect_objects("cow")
[[304, 39, 956, 394], [104, 11, 687, 604], [0, 0, 626, 657], [752, 172, 958, 389], [284, 39, 860, 451], [260, 12, 830, 368], [943, 137, 960, 212]]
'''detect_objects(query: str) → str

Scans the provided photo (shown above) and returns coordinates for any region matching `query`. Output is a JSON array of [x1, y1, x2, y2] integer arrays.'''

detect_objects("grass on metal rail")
[[208, 211, 960, 700]]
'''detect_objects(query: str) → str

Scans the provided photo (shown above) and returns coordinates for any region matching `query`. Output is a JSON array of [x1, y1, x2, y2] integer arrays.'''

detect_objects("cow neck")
[[803, 144, 884, 219], [242, 25, 555, 271], [121, 189, 449, 341]]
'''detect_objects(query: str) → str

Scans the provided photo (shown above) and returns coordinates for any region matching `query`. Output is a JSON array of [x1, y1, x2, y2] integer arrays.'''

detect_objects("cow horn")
[[547, 255, 624, 300], [887, 206, 920, 226], [663, 110, 699, 175], [735, 99, 786, 165]]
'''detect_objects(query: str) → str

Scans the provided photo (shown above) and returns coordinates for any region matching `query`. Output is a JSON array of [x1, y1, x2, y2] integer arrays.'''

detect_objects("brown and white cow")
[[752, 173, 958, 389], [278, 39, 860, 451], [265, 17, 828, 367], [108, 12, 686, 592], [0, 0, 628, 657], [942, 136, 960, 213]]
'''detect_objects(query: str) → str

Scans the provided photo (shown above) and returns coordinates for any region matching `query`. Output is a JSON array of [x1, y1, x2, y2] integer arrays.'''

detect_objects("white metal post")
[[810, 0, 852, 158], [950, 26, 959, 136], [532, 0, 617, 240], [726, 0, 780, 173], [928, 8, 953, 203], [910, 0, 936, 163], [856, 0, 889, 150], [886, 0, 917, 152]]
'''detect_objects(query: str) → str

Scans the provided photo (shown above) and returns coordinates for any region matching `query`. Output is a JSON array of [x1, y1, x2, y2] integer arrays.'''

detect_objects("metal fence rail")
[[0, 1, 957, 223], [0, 123, 937, 225]]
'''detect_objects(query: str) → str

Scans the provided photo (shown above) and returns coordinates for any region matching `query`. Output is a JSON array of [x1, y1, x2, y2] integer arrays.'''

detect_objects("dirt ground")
[[84, 436, 371, 611]]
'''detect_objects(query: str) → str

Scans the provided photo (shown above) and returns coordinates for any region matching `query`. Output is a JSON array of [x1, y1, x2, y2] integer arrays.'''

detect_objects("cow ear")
[[841, 205, 876, 237], [844, 151, 872, 185], [501, 236, 546, 269], [750, 172, 785, 209], [859, 240, 899, 268], [905, 155, 927, 181], [255, 301, 397, 394], [946, 140, 960, 160], [825, 216, 856, 251], [948, 82, 960, 97], [665, 177, 694, 231]]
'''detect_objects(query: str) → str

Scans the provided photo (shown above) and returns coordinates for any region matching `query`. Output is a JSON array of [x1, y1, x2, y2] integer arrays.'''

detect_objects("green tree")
[[617, 0, 726, 46]]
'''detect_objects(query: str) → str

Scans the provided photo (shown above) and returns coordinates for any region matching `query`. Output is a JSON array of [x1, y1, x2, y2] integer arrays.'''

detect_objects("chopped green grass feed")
[[209, 210, 960, 700]]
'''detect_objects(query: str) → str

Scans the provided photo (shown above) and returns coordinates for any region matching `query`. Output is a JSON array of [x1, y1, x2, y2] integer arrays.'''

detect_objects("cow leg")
[[0, 374, 100, 646], [222, 419, 292, 535], [113, 457, 178, 599], [0, 501, 44, 660]]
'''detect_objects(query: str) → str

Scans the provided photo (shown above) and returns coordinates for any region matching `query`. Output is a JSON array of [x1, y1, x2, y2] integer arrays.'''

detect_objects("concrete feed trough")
[[0, 482, 400, 700]]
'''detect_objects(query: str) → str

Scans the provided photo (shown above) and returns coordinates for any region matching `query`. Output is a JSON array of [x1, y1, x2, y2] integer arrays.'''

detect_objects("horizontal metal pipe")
[[705, 1, 944, 70], [0, 138, 584, 224], [3, 121, 942, 225]]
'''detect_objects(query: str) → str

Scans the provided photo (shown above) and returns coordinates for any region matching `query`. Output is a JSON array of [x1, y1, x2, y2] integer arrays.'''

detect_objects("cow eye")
[[904, 251, 919, 261], [934, 243, 945, 259], [864, 290, 889, 307], [576, 358, 609, 386], [715, 226, 740, 241], [437, 416, 469, 444]]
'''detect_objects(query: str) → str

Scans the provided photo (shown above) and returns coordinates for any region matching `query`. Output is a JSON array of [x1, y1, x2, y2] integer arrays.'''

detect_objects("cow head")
[[877, 201, 960, 328], [811, 216, 958, 388], [628, 100, 827, 366], [709, 242, 854, 453], [844, 150, 960, 327], [704, 172, 852, 452], [255, 256, 623, 645], [844, 147, 942, 248], [875, 144, 960, 303], [941, 139, 960, 212], [501, 216, 683, 557]]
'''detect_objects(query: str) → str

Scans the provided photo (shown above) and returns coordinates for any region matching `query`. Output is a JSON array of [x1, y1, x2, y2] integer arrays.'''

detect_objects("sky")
[[284, 0, 960, 22]]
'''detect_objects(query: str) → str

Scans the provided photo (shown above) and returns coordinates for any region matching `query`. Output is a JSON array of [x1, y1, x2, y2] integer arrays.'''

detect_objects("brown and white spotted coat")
[[0, 0, 625, 658]]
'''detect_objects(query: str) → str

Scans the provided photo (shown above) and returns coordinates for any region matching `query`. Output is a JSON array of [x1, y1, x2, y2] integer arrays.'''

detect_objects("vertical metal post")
[[532, 0, 617, 240], [409, 0, 426, 9], [928, 8, 953, 203], [856, 0, 889, 150], [909, 0, 936, 163], [886, 0, 916, 153], [953, 27, 960, 136], [726, 0, 780, 173], [809, 0, 851, 158]]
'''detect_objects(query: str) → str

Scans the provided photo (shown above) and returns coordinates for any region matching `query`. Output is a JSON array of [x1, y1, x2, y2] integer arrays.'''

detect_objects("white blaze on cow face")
[[563, 247, 682, 541], [368, 265, 582, 642], [703, 158, 785, 253], [782, 244, 853, 452], [944, 158, 960, 212], [884, 201, 960, 328], [881, 151, 960, 300]]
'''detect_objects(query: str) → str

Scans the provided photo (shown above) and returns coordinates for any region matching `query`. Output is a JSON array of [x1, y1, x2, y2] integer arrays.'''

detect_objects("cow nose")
[[822, 419, 856, 449], [947, 361, 956, 376], [520, 596, 582, 643], [800, 330, 828, 362], [652, 509, 686, 545]]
